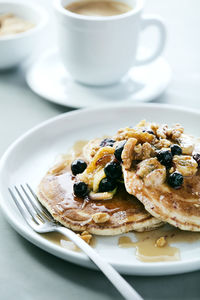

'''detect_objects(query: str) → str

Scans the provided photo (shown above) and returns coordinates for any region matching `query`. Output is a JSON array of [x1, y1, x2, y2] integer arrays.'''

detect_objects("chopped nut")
[[81, 231, 90, 236], [133, 143, 153, 160], [150, 123, 159, 132], [150, 122, 184, 142], [173, 155, 198, 176], [114, 127, 155, 143], [155, 237, 167, 248], [169, 166, 175, 173], [140, 142, 153, 159], [134, 144, 142, 155], [156, 124, 168, 139], [121, 139, 154, 169], [92, 212, 110, 223], [121, 138, 137, 169], [171, 124, 184, 140], [136, 119, 148, 128], [77, 231, 92, 244], [154, 139, 172, 149], [81, 235, 92, 244]]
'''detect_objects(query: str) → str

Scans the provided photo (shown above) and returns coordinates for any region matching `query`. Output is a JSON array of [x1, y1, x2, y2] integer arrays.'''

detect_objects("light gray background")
[[0, 0, 200, 299]]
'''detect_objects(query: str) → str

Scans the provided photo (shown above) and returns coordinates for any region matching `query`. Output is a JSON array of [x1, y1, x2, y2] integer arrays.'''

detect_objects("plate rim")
[[25, 48, 172, 109], [1, 103, 200, 275]]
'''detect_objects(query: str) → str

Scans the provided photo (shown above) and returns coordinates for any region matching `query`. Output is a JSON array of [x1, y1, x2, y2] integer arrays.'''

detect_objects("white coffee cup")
[[54, 0, 166, 86]]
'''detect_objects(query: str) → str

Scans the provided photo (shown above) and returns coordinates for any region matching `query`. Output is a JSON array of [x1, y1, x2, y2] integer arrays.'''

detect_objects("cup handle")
[[135, 15, 167, 66]]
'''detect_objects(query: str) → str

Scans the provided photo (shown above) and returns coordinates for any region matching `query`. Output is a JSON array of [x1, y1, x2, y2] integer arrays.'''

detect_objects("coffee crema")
[[65, 0, 132, 17]]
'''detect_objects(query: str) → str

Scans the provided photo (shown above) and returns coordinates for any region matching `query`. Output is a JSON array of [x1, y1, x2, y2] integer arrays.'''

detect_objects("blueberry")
[[100, 138, 115, 147], [168, 172, 183, 189], [157, 150, 173, 168], [170, 144, 182, 156], [73, 181, 88, 197], [104, 161, 122, 180], [71, 159, 87, 175], [99, 178, 117, 192], [193, 153, 200, 167], [114, 140, 126, 162]]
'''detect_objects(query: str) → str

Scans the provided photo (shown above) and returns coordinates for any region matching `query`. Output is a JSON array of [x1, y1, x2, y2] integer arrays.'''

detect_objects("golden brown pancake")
[[38, 161, 163, 235], [123, 167, 200, 232]]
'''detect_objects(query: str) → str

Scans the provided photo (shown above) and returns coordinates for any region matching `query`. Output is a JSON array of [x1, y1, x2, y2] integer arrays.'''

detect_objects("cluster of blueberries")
[[72, 138, 125, 198], [71, 137, 200, 197], [157, 144, 183, 189], [157, 144, 200, 189]]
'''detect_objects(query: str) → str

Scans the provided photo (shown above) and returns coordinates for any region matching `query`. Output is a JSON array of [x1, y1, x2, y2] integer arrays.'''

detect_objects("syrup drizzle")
[[118, 225, 200, 262]]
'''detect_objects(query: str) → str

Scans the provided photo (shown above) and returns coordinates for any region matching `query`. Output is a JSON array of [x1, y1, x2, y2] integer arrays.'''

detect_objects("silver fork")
[[8, 184, 143, 300]]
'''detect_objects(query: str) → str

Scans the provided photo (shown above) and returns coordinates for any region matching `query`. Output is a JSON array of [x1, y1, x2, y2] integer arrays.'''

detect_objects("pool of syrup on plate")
[[41, 225, 200, 262], [118, 225, 200, 262]]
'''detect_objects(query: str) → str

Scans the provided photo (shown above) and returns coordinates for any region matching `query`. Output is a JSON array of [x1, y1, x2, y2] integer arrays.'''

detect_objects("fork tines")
[[8, 184, 53, 226]]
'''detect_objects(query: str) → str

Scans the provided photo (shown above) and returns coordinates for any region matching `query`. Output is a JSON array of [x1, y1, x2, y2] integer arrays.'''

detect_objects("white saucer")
[[26, 49, 171, 108]]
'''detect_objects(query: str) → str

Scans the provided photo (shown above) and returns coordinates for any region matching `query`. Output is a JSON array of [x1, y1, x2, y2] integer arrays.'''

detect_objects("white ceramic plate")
[[26, 49, 171, 108], [1, 103, 200, 276]]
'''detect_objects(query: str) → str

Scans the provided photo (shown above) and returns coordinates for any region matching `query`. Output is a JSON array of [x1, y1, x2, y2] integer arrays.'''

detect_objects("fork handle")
[[56, 227, 143, 300]]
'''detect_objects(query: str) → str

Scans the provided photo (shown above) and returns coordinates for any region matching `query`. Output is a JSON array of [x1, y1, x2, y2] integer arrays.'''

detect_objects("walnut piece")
[[77, 231, 92, 244], [92, 212, 110, 223], [154, 138, 172, 149], [150, 123, 159, 132], [140, 142, 153, 158], [171, 124, 184, 140], [122, 140, 153, 170], [156, 124, 168, 139], [155, 237, 167, 248], [136, 119, 148, 128], [121, 138, 137, 169], [133, 142, 153, 160], [114, 127, 155, 143], [150, 122, 184, 142]]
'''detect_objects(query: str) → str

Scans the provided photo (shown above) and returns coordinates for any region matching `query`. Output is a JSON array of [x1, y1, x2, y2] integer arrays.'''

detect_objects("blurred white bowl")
[[0, 2, 48, 70]]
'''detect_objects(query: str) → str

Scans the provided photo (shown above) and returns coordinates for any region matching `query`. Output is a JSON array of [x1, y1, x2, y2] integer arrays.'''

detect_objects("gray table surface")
[[0, 0, 200, 299]]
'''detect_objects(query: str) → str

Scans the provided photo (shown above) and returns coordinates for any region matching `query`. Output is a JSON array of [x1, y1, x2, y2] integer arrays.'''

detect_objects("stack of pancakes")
[[38, 121, 200, 235]]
